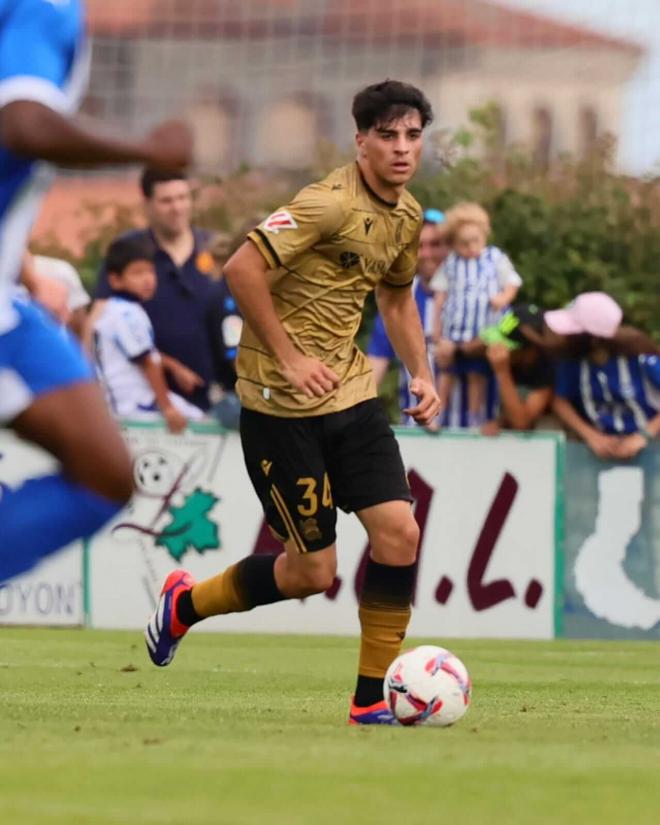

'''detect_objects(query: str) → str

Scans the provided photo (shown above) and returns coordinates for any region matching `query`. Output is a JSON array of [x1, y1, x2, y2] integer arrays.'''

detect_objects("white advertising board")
[[0, 433, 83, 626], [87, 424, 561, 639]]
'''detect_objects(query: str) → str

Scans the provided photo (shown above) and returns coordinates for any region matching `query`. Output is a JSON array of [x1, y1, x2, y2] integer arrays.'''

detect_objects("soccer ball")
[[384, 645, 471, 727]]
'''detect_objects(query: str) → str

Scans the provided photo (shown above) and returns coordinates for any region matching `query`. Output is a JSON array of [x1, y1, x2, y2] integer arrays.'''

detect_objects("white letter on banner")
[[575, 467, 660, 630]]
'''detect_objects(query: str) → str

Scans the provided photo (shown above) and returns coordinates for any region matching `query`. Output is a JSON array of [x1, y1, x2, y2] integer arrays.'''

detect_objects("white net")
[[83, 0, 660, 175]]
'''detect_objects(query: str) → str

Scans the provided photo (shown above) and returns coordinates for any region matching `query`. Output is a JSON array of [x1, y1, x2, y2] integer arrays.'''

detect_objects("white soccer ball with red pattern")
[[384, 645, 471, 727]]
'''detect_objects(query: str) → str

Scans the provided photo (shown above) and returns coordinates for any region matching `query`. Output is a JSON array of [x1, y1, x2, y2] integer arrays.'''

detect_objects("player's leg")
[[350, 500, 419, 721], [0, 301, 133, 583], [322, 399, 418, 724], [145, 407, 338, 666]]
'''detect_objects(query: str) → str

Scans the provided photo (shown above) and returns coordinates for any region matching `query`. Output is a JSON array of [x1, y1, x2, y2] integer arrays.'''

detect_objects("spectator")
[[91, 236, 203, 432], [95, 168, 219, 410], [546, 292, 659, 459], [29, 253, 90, 338], [206, 232, 245, 429], [431, 202, 522, 427], [367, 209, 449, 424], [477, 303, 555, 431]]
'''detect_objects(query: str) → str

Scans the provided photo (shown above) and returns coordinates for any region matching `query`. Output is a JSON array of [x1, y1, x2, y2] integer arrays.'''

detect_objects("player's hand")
[[612, 432, 648, 460], [584, 431, 620, 460], [280, 352, 340, 398], [163, 404, 188, 434], [435, 339, 456, 369], [404, 377, 442, 426], [168, 361, 205, 395], [486, 342, 511, 372], [489, 293, 509, 311], [143, 120, 193, 170]]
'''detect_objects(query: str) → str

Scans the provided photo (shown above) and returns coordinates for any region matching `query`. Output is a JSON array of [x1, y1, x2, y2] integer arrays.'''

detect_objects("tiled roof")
[[86, 0, 641, 54]]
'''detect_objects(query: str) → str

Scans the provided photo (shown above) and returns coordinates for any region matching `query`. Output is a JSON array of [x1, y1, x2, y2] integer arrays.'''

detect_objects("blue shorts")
[[450, 353, 491, 377], [0, 298, 93, 424]]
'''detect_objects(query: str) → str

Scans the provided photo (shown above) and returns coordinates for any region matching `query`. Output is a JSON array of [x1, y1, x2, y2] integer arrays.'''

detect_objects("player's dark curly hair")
[[352, 80, 433, 131], [106, 235, 155, 275]]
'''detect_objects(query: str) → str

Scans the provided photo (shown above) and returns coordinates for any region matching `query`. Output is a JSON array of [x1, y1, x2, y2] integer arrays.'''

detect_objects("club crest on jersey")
[[263, 211, 298, 234]]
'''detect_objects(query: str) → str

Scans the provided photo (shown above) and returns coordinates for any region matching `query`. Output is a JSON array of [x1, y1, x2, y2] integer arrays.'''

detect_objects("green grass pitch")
[[1, 629, 659, 825]]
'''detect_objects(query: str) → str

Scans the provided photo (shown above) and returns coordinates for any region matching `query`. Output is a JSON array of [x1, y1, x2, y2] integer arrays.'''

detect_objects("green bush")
[[411, 103, 660, 337]]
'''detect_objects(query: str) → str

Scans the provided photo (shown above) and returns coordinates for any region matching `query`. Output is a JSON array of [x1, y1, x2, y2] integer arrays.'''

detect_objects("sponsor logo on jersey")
[[263, 211, 298, 234], [364, 217, 374, 235]]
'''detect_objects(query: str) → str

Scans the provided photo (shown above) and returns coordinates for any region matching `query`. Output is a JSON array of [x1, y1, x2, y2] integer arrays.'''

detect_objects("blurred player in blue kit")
[[0, 0, 191, 582]]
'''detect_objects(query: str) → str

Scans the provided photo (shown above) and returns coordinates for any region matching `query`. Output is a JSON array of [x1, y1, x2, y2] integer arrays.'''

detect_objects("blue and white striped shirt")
[[432, 246, 522, 343], [0, 0, 88, 333], [555, 354, 660, 434]]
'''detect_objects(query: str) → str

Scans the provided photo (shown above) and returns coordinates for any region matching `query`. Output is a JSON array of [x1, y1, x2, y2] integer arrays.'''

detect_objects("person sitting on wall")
[[91, 236, 204, 433], [545, 292, 659, 460]]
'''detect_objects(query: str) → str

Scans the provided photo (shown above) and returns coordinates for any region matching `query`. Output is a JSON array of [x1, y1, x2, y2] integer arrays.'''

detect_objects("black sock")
[[176, 588, 203, 628], [235, 554, 287, 609], [354, 675, 387, 708]]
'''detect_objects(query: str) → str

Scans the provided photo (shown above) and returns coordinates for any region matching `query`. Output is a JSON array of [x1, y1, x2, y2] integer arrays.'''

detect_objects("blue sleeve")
[[554, 360, 580, 400], [0, 0, 83, 108], [367, 313, 396, 360]]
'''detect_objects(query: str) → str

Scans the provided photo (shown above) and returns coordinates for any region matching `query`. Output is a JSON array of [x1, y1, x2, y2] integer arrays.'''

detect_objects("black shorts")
[[240, 399, 412, 553]]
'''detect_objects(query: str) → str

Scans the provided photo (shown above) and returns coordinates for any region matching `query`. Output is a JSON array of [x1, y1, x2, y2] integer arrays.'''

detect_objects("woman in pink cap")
[[546, 292, 659, 459]]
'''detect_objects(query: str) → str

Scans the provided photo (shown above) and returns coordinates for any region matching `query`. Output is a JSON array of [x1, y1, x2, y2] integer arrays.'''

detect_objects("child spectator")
[[546, 292, 659, 459], [431, 202, 522, 427], [91, 236, 204, 433]]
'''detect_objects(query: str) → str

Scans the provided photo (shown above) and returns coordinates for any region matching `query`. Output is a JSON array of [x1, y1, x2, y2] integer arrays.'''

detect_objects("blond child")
[[431, 202, 522, 427]]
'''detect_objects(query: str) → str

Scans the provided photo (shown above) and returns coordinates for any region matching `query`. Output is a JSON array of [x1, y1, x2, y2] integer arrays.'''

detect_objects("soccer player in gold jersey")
[[145, 80, 442, 724]]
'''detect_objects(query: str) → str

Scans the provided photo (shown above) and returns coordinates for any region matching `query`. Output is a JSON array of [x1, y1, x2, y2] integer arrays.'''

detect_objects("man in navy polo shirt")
[[96, 169, 222, 410]]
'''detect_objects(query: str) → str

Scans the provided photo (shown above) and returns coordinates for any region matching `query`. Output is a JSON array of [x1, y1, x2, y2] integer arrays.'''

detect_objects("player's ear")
[[355, 131, 366, 156]]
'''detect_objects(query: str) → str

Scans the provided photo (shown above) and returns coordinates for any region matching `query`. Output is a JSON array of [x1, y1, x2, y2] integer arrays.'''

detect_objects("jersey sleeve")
[[113, 304, 155, 362], [247, 185, 345, 269], [640, 354, 660, 392], [495, 251, 523, 289], [0, 0, 82, 113], [382, 222, 421, 288], [367, 313, 396, 360]]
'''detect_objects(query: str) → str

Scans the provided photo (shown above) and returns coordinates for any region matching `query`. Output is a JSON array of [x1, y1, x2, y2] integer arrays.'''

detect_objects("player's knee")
[[372, 517, 419, 566]]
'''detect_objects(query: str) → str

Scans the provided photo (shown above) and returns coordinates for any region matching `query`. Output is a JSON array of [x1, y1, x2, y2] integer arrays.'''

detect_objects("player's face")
[[453, 223, 487, 259], [114, 260, 157, 302], [417, 224, 449, 280], [145, 180, 192, 237], [356, 109, 424, 190]]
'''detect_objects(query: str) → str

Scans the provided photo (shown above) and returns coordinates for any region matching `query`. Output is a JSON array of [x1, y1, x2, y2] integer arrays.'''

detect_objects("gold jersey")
[[238, 162, 422, 417]]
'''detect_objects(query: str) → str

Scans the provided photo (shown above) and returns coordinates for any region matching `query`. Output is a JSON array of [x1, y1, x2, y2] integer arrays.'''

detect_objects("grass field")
[[1, 629, 659, 825]]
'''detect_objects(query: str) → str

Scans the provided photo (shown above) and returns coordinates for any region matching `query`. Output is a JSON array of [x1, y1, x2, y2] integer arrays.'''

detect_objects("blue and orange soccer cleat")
[[348, 698, 399, 725], [145, 569, 196, 667]]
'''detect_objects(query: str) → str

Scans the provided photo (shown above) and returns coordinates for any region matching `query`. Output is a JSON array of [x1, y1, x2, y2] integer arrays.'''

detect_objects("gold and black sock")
[[354, 558, 416, 708], [177, 555, 286, 624]]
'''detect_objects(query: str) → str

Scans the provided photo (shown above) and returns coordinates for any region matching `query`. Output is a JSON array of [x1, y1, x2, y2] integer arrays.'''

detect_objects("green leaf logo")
[[155, 488, 220, 561]]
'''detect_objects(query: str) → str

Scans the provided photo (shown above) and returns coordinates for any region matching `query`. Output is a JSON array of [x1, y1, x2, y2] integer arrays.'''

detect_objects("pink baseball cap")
[[544, 292, 623, 338]]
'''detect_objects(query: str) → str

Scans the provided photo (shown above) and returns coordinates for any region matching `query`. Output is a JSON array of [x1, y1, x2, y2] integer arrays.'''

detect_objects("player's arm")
[[0, 103, 191, 170], [136, 353, 187, 434], [375, 282, 440, 425], [224, 241, 339, 398]]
